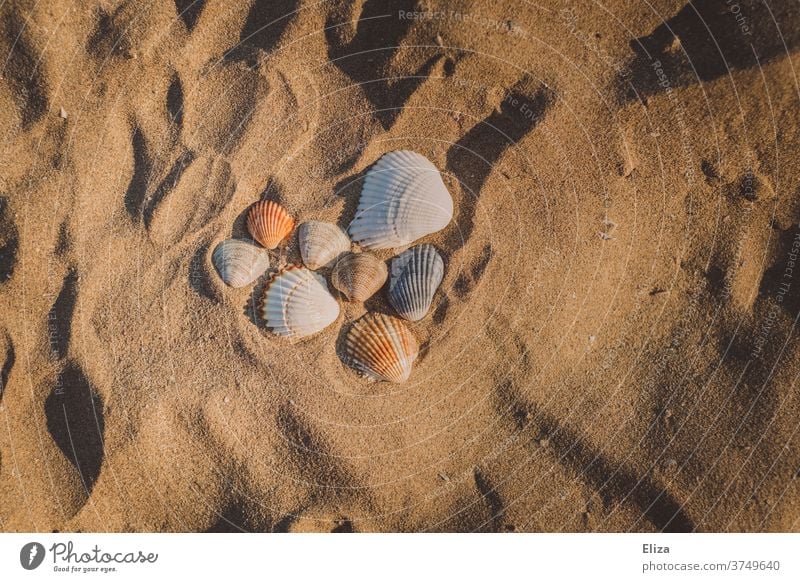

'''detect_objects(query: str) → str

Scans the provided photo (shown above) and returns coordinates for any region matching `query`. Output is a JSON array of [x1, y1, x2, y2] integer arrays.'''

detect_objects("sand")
[[0, 0, 798, 532]]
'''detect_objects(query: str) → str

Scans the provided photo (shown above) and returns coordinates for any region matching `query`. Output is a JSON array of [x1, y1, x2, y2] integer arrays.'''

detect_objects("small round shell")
[[212, 239, 270, 288], [298, 221, 350, 270], [260, 265, 340, 338], [348, 150, 453, 250], [388, 244, 444, 321], [331, 253, 388, 302], [344, 313, 419, 382], [247, 200, 295, 249]]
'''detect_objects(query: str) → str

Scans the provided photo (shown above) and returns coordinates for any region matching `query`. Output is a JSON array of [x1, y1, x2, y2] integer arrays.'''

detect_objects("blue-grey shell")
[[388, 244, 444, 321]]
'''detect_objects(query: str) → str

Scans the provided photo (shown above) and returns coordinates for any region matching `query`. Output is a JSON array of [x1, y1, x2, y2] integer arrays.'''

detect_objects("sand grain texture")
[[0, 0, 799, 532]]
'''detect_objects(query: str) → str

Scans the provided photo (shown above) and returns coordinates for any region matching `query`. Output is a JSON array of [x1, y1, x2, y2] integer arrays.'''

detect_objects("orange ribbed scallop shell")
[[344, 313, 419, 383], [247, 200, 295, 249]]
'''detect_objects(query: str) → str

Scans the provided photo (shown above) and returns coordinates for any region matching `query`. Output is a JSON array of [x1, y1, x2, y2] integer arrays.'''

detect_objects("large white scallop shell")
[[348, 150, 453, 250], [298, 221, 350, 270], [212, 239, 270, 288], [343, 313, 419, 383], [260, 265, 340, 338], [388, 244, 444, 321]]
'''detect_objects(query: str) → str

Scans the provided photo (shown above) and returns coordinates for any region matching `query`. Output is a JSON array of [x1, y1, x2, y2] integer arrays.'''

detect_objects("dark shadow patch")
[[189, 240, 223, 304], [446, 87, 552, 251], [166, 72, 184, 136], [0, 197, 19, 284], [332, 518, 354, 532], [45, 363, 105, 493], [704, 264, 725, 297], [143, 150, 195, 228], [333, 165, 370, 232], [48, 269, 78, 359], [272, 512, 296, 532], [237, 0, 299, 56], [493, 380, 695, 532], [0, 335, 14, 401], [123, 125, 152, 222], [55, 221, 70, 256], [206, 502, 251, 532], [473, 468, 505, 532], [1, 10, 49, 128], [701, 160, 719, 181], [174, 0, 205, 31], [757, 224, 800, 316], [325, 0, 440, 129], [244, 272, 271, 332], [86, 7, 131, 60], [618, 1, 800, 103], [452, 244, 493, 298], [431, 293, 450, 324], [543, 412, 693, 532]]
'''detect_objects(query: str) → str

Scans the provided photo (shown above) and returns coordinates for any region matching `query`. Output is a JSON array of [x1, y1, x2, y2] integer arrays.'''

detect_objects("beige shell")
[[259, 265, 340, 338], [212, 239, 270, 288], [247, 200, 295, 249], [298, 221, 350, 270], [330, 253, 388, 302], [343, 313, 419, 382]]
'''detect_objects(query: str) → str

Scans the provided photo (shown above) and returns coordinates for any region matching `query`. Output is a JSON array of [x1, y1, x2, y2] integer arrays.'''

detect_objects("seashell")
[[348, 150, 453, 250], [260, 265, 340, 338], [298, 221, 350, 270], [212, 239, 270, 288], [247, 200, 295, 249], [388, 244, 444, 321], [330, 253, 388, 302], [344, 313, 419, 382]]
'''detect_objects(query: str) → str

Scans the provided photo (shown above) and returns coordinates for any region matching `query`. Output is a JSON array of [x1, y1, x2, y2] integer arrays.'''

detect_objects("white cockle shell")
[[298, 221, 351, 270], [260, 265, 340, 338], [348, 150, 453, 250], [212, 239, 271, 288]]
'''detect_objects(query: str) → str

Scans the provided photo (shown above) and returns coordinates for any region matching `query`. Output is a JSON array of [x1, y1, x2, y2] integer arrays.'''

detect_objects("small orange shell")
[[344, 313, 419, 382], [247, 200, 295, 249]]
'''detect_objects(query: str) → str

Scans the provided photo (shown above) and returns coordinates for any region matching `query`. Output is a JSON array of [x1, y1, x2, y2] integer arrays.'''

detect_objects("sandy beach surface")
[[1, 0, 799, 532]]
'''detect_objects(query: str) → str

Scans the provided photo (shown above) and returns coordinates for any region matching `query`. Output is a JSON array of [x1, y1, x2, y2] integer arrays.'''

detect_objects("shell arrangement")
[[209, 150, 453, 382]]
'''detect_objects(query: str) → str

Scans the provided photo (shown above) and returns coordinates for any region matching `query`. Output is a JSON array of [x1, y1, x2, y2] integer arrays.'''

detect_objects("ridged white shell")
[[388, 244, 444, 321], [298, 221, 350, 270], [344, 313, 419, 382], [331, 253, 388, 302], [260, 265, 340, 338], [348, 150, 453, 250], [212, 239, 270, 288]]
